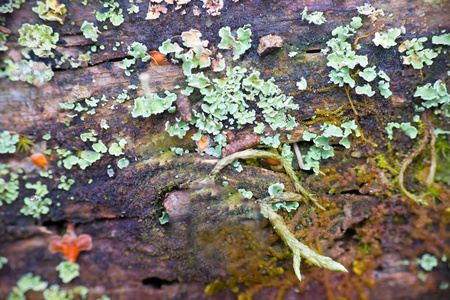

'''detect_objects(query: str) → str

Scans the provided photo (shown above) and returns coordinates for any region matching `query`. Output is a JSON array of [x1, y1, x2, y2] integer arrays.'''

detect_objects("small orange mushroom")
[[149, 51, 166, 65], [261, 148, 281, 166], [31, 153, 49, 167], [262, 157, 281, 166], [49, 224, 92, 263], [197, 135, 210, 152]]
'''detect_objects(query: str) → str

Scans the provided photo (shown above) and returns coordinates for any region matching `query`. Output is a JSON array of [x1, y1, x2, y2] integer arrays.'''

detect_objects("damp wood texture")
[[0, 1, 449, 299]]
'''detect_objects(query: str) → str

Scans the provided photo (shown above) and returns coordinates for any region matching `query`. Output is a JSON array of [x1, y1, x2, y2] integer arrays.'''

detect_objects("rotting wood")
[[1, 1, 449, 299]]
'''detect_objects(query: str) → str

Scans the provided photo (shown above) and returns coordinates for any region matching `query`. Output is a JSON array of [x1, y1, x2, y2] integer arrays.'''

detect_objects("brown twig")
[[353, 24, 385, 50]]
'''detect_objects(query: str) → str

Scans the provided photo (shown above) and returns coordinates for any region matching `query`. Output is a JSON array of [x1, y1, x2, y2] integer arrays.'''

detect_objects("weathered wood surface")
[[1, 0, 450, 299]]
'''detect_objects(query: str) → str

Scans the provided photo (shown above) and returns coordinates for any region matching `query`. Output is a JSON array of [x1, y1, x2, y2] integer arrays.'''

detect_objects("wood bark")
[[1, 1, 449, 299]]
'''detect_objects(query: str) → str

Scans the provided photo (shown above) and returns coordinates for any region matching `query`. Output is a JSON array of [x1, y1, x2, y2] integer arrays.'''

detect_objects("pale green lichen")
[[378, 80, 392, 99], [0, 32, 9, 51], [324, 22, 368, 87], [7, 273, 48, 300], [7, 272, 89, 300], [281, 144, 294, 165], [385, 122, 418, 139], [301, 6, 326, 25], [44, 284, 89, 300], [296, 77, 307, 90], [355, 84, 375, 97], [350, 16, 363, 29], [127, 4, 139, 14], [0, 0, 26, 14], [238, 188, 253, 199], [302, 121, 360, 173], [57, 175, 75, 191], [417, 253, 438, 271], [100, 119, 109, 130], [25, 181, 49, 197], [159, 211, 169, 225], [159, 29, 213, 75], [359, 66, 377, 82], [373, 28, 402, 49], [398, 37, 439, 69], [80, 21, 99, 42], [20, 181, 52, 219], [260, 134, 281, 148], [56, 262, 80, 283], [0, 256, 7, 269], [271, 200, 299, 213], [127, 41, 150, 61], [92, 140, 107, 153], [120, 58, 135, 70], [80, 132, 97, 142], [1, 59, 54, 86], [217, 25, 252, 60], [432, 33, 450, 45], [357, 3, 384, 21], [170, 147, 189, 155], [20, 196, 52, 218], [165, 118, 190, 138], [0, 131, 20, 153], [134, 60, 297, 155], [57, 148, 102, 170], [117, 158, 130, 169], [414, 79, 450, 116], [95, 1, 124, 26], [108, 139, 127, 156], [253, 122, 266, 134], [132, 74, 177, 117], [18, 23, 59, 58], [268, 183, 284, 197], [0, 165, 20, 206], [32, 0, 67, 24]]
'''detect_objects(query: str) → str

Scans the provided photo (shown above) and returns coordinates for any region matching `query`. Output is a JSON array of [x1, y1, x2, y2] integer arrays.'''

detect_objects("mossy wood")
[[1, 0, 449, 299]]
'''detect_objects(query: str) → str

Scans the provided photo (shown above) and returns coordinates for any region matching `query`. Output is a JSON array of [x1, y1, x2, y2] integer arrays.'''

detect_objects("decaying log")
[[1, 0, 449, 299]]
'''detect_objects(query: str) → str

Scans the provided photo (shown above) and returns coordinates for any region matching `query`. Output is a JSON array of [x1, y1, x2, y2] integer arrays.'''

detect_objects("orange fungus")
[[31, 153, 49, 167], [49, 224, 92, 263], [198, 135, 209, 152], [150, 51, 166, 64]]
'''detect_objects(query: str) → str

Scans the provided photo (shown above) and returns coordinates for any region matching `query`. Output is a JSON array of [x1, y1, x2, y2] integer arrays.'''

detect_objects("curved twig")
[[210, 149, 324, 210]]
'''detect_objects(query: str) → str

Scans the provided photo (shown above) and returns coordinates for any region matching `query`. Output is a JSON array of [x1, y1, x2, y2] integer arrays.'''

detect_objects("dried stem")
[[353, 24, 385, 50], [289, 84, 338, 96], [292, 143, 304, 169], [426, 120, 437, 188], [398, 111, 433, 205], [210, 149, 324, 210], [344, 86, 358, 116], [260, 202, 347, 281]]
